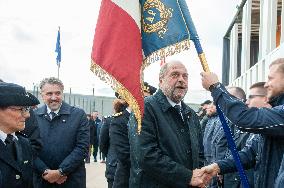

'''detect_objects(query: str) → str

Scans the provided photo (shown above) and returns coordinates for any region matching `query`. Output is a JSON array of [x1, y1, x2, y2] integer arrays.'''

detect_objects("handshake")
[[189, 163, 221, 188]]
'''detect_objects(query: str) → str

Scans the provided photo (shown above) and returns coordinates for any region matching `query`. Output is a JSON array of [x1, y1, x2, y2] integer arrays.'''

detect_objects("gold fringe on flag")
[[90, 60, 143, 133], [143, 39, 190, 67]]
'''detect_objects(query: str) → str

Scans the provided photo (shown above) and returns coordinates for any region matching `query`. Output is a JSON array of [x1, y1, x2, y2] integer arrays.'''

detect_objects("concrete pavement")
[[86, 160, 108, 188]]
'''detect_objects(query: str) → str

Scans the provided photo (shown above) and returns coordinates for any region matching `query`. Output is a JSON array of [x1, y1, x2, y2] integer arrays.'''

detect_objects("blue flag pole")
[[55, 26, 61, 79], [177, 0, 250, 187]]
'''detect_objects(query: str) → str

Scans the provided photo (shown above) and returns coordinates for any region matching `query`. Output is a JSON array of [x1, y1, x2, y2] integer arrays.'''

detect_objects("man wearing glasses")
[[0, 82, 40, 188]]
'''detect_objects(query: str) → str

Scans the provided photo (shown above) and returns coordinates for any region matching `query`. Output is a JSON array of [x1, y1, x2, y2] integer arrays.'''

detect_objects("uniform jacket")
[[212, 84, 284, 188], [100, 116, 117, 180], [0, 134, 33, 188], [110, 110, 131, 188], [138, 89, 204, 188], [34, 101, 89, 188]]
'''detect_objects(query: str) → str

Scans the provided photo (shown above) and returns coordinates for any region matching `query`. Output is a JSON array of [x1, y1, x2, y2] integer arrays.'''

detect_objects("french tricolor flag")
[[91, 0, 144, 130]]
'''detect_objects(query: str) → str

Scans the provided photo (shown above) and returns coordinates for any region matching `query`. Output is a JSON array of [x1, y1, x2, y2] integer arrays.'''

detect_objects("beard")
[[162, 84, 187, 103]]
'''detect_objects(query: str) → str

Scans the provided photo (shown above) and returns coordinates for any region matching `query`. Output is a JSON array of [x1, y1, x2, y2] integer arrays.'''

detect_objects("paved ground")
[[86, 160, 108, 188]]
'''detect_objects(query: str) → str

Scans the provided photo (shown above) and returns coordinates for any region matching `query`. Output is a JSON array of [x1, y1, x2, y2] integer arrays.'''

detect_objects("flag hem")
[[90, 60, 143, 133], [143, 39, 190, 66]]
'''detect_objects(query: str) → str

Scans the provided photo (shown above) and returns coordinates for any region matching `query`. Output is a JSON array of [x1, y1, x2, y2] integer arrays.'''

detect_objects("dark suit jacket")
[[34, 101, 89, 188], [0, 134, 33, 188], [138, 89, 204, 188]]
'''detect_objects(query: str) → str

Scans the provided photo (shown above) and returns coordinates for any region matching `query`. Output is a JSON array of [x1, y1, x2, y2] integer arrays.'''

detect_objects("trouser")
[[93, 143, 98, 159], [107, 178, 113, 188]]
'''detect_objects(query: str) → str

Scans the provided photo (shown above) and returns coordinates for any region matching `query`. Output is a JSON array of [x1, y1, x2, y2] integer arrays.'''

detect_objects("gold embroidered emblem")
[[142, 0, 173, 38]]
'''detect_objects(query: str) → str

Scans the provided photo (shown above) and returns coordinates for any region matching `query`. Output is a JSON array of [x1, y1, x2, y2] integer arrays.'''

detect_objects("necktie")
[[174, 105, 184, 121], [50, 111, 56, 120], [5, 134, 16, 160]]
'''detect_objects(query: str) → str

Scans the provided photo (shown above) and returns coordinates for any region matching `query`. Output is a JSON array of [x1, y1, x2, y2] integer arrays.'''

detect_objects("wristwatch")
[[209, 82, 221, 92], [58, 168, 65, 177]]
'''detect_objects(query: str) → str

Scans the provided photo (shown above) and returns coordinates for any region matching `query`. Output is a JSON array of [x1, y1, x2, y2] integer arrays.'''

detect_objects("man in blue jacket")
[[201, 58, 284, 188], [34, 77, 89, 188]]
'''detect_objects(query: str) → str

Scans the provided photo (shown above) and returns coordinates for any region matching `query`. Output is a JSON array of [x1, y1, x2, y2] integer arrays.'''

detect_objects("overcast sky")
[[0, 0, 239, 103]]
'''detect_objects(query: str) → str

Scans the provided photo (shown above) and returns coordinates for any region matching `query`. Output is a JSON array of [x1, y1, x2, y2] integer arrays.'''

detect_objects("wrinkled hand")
[[189, 163, 221, 188], [42, 169, 62, 183], [202, 163, 220, 176], [189, 168, 210, 187], [56, 176, 68, 184], [199, 163, 221, 186], [200, 72, 219, 90]]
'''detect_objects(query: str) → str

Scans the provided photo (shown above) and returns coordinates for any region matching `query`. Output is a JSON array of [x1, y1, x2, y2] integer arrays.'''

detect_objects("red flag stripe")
[[91, 0, 144, 131]]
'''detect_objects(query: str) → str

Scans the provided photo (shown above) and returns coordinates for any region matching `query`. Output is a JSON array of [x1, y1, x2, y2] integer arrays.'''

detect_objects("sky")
[[0, 0, 239, 103]]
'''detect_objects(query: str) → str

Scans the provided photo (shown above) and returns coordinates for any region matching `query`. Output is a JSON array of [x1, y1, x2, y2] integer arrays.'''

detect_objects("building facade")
[[223, 0, 284, 92]]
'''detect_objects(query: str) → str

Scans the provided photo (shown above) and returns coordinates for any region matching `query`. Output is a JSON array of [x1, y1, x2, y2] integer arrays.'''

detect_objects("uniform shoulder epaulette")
[[112, 112, 123, 117], [104, 115, 112, 119]]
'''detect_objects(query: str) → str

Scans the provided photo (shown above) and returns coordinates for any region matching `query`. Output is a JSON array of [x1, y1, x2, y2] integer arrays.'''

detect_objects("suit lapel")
[[0, 141, 22, 172]]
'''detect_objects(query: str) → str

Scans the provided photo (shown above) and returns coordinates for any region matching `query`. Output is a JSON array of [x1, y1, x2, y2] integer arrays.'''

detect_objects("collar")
[[153, 89, 192, 115], [166, 97, 182, 107], [126, 107, 132, 113], [0, 130, 18, 144], [46, 104, 61, 115], [269, 93, 284, 107], [36, 101, 71, 115]]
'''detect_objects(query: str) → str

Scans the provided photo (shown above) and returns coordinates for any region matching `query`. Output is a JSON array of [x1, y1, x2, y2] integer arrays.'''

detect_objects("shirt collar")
[[0, 130, 18, 144], [166, 97, 182, 107], [46, 104, 61, 115]]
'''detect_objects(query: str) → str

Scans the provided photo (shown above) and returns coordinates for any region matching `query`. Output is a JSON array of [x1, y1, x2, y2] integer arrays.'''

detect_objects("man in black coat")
[[109, 97, 130, 188], [137, 60, 206, 188], [0, 82, 40, 188], [33, 77, 89, 188], [201, 58, 284, 188]]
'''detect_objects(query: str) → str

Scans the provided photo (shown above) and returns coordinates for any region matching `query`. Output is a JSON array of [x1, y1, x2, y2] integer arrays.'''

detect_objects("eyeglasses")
[[248, 94, 265, 99], [8, 107, 31, 115]]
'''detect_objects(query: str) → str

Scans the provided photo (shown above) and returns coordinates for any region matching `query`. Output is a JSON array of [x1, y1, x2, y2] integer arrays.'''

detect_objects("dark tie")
[[174, 105, 184, 121], [50, 111, 56, 120], [5, 134, 16, 160]]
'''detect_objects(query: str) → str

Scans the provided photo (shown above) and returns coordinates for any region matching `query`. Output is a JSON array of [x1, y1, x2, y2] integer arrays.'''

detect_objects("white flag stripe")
[[111, 0, 141, 30]]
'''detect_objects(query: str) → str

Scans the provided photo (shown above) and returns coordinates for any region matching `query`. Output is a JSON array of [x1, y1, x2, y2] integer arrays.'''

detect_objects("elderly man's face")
[[0, 106, 30, 133], [41, 83, 63, 111], [160, 63, 188, 103]]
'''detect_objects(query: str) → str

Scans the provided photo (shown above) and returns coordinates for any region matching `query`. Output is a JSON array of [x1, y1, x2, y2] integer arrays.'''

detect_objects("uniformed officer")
[[0, 82, 40, 188], [109, 93, 130, 188]]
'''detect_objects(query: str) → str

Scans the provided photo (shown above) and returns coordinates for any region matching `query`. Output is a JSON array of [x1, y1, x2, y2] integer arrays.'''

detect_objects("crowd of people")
[[1, 58, 284, 188]]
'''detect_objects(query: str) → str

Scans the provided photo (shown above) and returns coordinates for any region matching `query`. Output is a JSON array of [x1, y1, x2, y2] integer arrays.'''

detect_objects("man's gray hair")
[[159, 60, 183, 80], [39, 77, 64, 91]]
